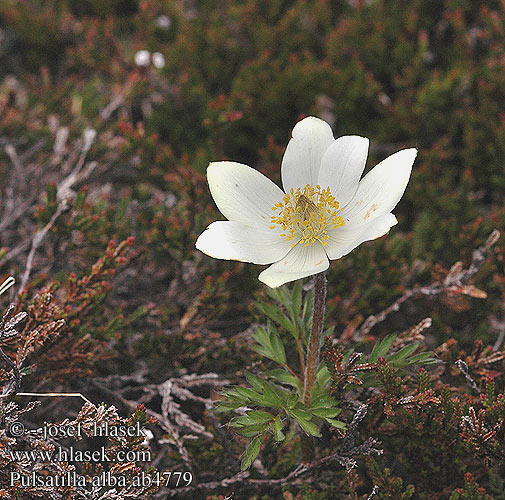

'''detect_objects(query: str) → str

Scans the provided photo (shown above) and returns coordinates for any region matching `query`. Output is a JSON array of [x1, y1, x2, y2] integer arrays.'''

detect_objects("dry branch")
[[16, 129, 97, 293], [355, 230, 500, 339]]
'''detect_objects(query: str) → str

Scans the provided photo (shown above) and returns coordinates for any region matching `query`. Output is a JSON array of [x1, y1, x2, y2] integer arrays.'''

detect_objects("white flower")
[[134, 50, 151, 67], [156, 15, 172, 29], [152, 52, 165, 69], [196, 116, 416, 288]]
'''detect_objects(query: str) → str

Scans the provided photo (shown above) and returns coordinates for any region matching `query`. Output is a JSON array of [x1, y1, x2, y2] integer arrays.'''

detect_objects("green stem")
[[300, 271, 327, 462]]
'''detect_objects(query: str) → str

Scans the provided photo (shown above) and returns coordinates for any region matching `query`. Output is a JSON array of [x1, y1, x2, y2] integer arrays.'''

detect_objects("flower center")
[[270, 184, 345, 247]]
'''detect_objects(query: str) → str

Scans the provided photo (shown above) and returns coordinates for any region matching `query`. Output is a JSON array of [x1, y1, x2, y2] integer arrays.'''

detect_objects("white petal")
[[324, 213, 398, 260], [281, 117, 335, 193], [258, 242, 329, 288], [317, 136, 369, 207], [196, 221, 291, 264], [207, 162, 285, 228], [342, 148, 417, 224]]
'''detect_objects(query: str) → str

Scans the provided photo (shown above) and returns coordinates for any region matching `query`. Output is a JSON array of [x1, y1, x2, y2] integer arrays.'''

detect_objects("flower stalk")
[[301, 271, 327, 462]]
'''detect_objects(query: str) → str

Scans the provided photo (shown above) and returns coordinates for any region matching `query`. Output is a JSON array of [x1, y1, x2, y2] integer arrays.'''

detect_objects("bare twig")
[[493, 324, 505, 352], [355, 230, 500, 339], [341, 404, 369, 453], [367, 485, 379, 500], [0, 241, 29, 268], [99, 77, 137, 123], [1, 144, 33, 230], [18, 203, 67, 293], [158, 379, 202, 471], [49, 127, 69, 167], [0, 200, 34, 232], [16, 129, 97, 293], [100, 94, 127, 122], [90, 372, 230, 475], [4, 143, 24, 173], [156, 373, 230, 471], [455, 359, 481, 395], [490, 313, 505, 351], [57, 129, 96, 201]]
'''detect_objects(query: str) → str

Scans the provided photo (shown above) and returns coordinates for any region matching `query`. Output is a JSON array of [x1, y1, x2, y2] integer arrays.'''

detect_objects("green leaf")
[[369, 334, 397, 362], [251, 325, 287, 365], [270, 417, 285, 442], [246, 410, 274, 424], [251, 325, 270, 349], [256, 303, 297, 338], [228, 416, 252, 427], [266, 286, 290, 311], [244, 372, 265, 392], [213, 402, 244, 413], [218, 388, 244, 402], [262, 381, 284, 407], [297, 418, 322, 437], [324, 418, 346, 429], [322, 325, 335, 341], [241, 436, 262, 470], [270, 329, 287, 365], [235, 387, 264, 404], [251, 343, 273, 361], [402, 352, 439, 365], [286, 392, 299, 408], [289, 408, 312, 421], [292, 280, 303, 319], [229, 412, 273, 427], [309, 390, 337, 408], [388, 343, 419, 362], [316, 364, 331, 386], [309, 367, 333, 404], [237, 423, 269, 437], [266, 369, 302, 392], [310, 407, 341, 418]]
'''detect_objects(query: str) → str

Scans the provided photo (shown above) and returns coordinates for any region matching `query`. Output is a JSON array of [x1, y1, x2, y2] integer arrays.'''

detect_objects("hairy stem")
[[302, 272, 327, 405], [300, 271, 327, 462]]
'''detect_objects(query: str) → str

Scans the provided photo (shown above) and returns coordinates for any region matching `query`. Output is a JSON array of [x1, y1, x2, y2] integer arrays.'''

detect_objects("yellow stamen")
[[270, 184, 345, 247]]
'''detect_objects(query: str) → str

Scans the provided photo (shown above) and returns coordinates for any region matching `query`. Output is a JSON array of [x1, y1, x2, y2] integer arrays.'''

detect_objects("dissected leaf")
[[255, 303, 297, 338], [237, 423, 269, 437], [270, 417, 285, 442], [296, 417, 322, 437], [245, 371, 265, 392], [389, 343, 420, 362], [251, 324, 287, 364], [324, 418, 346, 429], [241, 436, 262, 470], [310, 407, 341, 418], [369, 334, 397, 362]]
